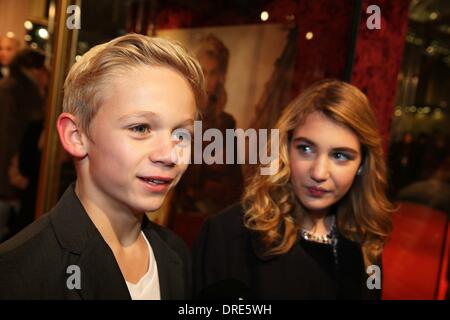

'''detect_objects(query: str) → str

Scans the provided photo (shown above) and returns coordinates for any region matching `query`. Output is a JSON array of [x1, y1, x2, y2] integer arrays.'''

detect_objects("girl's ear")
[[356, 166, 363, 175], [56, 112, 88, 158], [357, 146, 367, 175]]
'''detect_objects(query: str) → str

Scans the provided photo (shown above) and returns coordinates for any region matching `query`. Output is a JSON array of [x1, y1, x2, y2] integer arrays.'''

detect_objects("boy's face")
[[85, 66, 196, 214]]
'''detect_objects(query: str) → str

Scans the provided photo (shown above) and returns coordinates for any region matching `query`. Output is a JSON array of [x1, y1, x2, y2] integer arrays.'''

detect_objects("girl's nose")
[[310, 156, 330, 182]]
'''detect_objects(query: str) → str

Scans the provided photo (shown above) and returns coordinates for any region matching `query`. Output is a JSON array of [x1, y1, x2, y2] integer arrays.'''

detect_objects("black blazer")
[[0, 184, 191, 299], [193, 204, 381, 300]]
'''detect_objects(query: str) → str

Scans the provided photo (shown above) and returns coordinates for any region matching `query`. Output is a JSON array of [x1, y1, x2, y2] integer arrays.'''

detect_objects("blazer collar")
[[49, 183, 183, 300], [49, 183, 101, 254]]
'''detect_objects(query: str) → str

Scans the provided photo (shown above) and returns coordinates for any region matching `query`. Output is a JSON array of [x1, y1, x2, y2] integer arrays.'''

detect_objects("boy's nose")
[[310, 156, 330, 182], [149, 134, 176, 167]]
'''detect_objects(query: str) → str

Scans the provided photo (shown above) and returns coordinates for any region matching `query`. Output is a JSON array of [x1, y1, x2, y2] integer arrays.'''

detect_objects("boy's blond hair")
[[63, 33, 206, 135]]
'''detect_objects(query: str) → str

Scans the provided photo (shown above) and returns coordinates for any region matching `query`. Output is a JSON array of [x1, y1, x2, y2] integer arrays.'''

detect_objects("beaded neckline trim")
[[299, 224, 338, 245]]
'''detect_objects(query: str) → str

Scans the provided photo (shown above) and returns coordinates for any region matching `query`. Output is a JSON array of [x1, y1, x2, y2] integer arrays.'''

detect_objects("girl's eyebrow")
[[291, 136, 316, 146], [292, 136, 359, 155]]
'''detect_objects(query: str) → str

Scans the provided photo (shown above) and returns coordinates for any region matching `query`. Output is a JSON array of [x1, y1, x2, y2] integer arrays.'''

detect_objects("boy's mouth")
[[138, 176, 174, 186]]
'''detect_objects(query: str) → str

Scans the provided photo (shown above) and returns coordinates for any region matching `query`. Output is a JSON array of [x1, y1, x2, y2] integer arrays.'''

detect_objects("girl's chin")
[[299, 198, 334, 212]]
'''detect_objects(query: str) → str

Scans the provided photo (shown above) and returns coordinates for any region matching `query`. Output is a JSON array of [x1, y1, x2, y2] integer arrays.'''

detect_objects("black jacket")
[[0, 73, 44, 198], [0, 184, 191, 299], [193, 204, 381, 300]]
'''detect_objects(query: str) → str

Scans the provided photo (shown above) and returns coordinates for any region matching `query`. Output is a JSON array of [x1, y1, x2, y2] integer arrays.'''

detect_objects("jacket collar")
[[49, 183, 100, 254], [49, 183, 183, 299]]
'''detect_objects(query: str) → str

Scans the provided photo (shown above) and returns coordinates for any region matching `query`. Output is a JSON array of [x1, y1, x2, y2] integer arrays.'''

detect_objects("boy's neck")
[[75, 180, 144, 247]]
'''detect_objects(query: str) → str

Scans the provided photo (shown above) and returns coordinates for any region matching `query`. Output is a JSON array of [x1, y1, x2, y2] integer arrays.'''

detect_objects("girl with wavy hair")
[[193, 79, 393, 299]]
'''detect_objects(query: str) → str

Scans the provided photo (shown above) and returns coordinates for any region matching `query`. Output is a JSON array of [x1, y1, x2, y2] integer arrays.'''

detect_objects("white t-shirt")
[[126, 232, 161, 300]]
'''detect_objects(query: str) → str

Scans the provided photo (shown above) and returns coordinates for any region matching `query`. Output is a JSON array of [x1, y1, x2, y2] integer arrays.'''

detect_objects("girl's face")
[[289, 111, 362, 215]]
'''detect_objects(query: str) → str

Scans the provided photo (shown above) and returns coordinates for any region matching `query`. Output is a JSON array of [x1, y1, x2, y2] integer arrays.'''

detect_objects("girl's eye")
[[130, 124, 151, 135], [333, 152, 350, 161], [296, 144, 313, 154]]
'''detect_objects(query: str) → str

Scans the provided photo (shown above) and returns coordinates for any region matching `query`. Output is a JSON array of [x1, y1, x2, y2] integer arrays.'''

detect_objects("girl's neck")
[[303, 210, 335, 236]]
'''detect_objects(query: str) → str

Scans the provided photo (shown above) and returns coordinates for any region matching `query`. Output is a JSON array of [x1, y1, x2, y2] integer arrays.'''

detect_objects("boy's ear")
[[57, 112, 88, 158]]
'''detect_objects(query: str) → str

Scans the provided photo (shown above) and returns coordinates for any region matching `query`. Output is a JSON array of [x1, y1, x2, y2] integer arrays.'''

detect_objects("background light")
[[260, 11, 269, 22], [24, 20, 33, 30], [38, 28, 49, 39]]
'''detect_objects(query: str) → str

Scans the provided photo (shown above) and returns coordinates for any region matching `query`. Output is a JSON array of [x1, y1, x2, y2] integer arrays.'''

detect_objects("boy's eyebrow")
[[118, 111, 159, 121], [118, 111, 195, 130], [292, 136, 359, 155], [176, 119, 195, 128]]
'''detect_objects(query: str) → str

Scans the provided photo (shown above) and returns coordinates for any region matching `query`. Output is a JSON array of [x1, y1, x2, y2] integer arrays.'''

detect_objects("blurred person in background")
[[0, 48, 48, 242], [398, 156, 450, 215], [387, 131, 419, 197], [174, 34, 243, 217], [0, 35, 20, 79]]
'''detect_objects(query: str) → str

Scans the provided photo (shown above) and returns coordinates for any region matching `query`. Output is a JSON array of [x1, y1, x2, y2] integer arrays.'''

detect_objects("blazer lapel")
[[50, 184, 131, 300], [74, 238, 131, 300]]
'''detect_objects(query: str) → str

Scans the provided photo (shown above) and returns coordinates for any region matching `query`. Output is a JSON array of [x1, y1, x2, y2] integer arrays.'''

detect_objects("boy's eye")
[[172, 128, 192, 144], [130, 124, 151, 135]]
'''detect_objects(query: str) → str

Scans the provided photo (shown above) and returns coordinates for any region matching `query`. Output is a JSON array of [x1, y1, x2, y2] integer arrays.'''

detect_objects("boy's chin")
[[137, 197, 167, 213], [136, 201, 164, 214]]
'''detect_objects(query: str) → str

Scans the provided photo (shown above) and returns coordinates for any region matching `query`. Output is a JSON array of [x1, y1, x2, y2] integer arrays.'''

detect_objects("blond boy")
[[0, 34, 205, 299]]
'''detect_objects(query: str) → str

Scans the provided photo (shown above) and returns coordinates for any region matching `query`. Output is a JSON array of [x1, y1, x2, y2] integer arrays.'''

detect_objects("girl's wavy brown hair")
[[243, 79, 394, 266]]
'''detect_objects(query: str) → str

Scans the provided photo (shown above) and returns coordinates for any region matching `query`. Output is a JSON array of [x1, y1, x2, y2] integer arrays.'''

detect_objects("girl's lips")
[[306, 186, 329, 197]]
